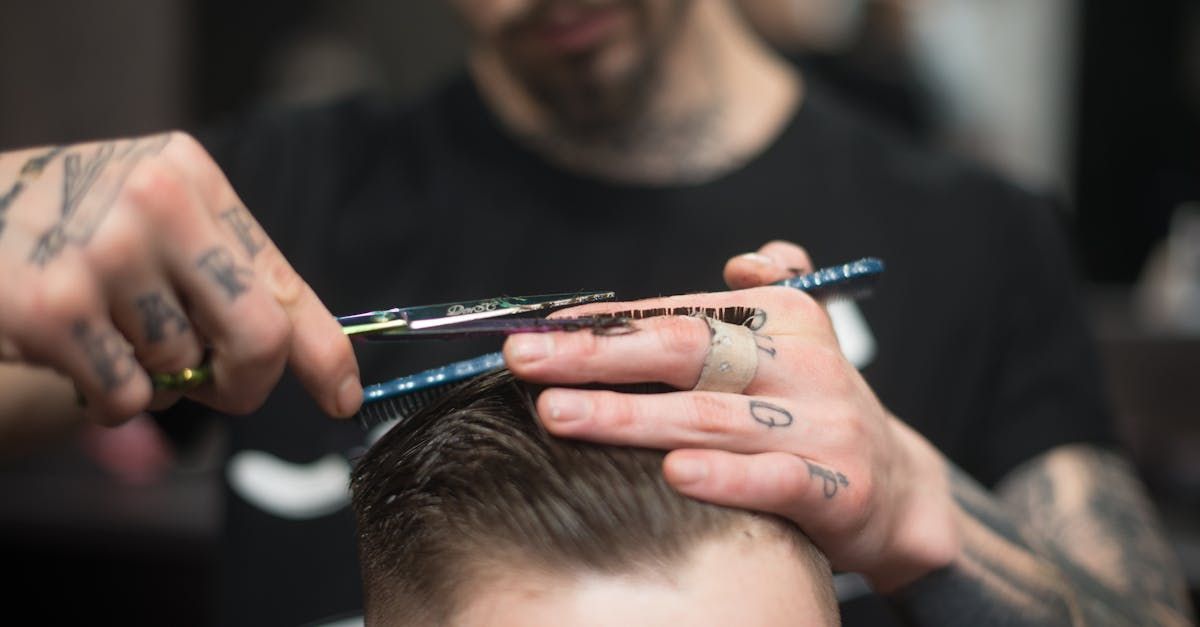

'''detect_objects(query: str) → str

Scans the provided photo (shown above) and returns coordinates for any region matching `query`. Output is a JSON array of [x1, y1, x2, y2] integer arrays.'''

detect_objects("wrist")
[[866, 418, 962, 593]]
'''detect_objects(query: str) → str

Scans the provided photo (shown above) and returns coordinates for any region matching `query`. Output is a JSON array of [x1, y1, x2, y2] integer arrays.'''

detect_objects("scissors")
[[150, 290, 621, 390]]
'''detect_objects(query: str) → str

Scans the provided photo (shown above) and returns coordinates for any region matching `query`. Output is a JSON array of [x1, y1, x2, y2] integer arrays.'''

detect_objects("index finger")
[[166, 136, 361, 417]]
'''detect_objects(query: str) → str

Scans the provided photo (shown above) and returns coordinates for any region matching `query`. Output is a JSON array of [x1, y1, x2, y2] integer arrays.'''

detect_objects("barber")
[[0, 0, 1191, 624]]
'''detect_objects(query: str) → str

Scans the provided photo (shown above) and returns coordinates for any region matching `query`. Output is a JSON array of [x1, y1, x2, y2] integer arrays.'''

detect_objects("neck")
[[470, 1, 802, 185]]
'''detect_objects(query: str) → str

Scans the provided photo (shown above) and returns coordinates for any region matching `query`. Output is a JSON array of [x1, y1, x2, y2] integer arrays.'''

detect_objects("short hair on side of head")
[[351, 369, 837, 624]]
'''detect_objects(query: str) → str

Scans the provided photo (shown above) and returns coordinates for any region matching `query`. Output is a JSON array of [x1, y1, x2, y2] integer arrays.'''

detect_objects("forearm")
[[891, 446, 1193, 626], [0, 363, 86, 457]]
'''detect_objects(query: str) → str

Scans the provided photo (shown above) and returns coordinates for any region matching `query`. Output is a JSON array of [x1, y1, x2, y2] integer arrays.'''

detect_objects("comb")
[[356, 352, 507, 429], [353, 257, 885, 429]]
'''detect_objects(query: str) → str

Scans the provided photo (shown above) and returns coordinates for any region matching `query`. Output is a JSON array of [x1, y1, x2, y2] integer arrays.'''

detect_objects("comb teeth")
[[356, 383, 471, 431], [595, 306, 762, 326], [354, 351, 506, 430]]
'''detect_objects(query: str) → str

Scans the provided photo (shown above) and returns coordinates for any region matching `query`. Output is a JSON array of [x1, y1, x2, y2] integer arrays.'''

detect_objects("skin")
[[0, 135, 361, 434], [505, 241, 1194, 624], [455, 0, 800, 183], [449, 527, 836, 627], [0, 1, 1191, 624]]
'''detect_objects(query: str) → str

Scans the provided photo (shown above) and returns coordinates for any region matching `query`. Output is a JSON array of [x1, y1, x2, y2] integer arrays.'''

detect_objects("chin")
[[522, 28, 658, 130], [491, 0, 681, 129]]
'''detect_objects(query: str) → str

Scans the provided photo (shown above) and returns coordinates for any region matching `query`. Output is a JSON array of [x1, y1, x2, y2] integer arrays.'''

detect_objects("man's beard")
[[525, 50, 658, 139], [497, 0, 689, 140]]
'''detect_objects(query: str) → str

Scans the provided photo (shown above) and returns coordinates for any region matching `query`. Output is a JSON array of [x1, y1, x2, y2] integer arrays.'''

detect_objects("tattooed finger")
[[64, 318, 152, 423], [663, 448, 851, 518], [537, 388, 806, 453], [110, 280, 205, 380], [217, 205, 265, 259], [196, 246, 254, 301]]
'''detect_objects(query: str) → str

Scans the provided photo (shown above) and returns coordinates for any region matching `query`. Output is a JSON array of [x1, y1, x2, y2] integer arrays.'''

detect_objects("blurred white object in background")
[[906, 0, 1079, 193], [1137, 203, 1200, 333]]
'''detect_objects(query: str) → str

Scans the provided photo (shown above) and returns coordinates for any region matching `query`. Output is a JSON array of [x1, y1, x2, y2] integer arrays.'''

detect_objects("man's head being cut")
[[351, 370, 839, 626]]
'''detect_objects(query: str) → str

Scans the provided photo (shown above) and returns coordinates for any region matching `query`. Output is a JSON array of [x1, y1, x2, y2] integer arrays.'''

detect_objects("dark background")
[[0, 1, 1196, 624]]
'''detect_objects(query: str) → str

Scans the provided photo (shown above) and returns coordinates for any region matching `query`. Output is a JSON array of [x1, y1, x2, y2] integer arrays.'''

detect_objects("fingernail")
[[739, 252, 776, 266], [669, 457, 709, 484], [508, 334, 553, 364], [543, 391, 588, 423], [337, 375, 363, 417]]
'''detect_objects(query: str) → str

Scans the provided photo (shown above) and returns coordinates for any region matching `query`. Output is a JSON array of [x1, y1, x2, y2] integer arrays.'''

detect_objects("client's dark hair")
[[351, 370, 835, 624]]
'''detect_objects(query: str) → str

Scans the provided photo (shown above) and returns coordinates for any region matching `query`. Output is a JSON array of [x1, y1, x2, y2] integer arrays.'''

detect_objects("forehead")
[[451, 531, 833, 627]]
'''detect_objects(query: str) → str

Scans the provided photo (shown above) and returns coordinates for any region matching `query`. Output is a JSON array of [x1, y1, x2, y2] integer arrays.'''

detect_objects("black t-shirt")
[[193, 73, 1114, 626]]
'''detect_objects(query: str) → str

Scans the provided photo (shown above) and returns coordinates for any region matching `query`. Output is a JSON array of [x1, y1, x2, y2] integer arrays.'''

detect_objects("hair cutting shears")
[[150, 290, 621, 391]]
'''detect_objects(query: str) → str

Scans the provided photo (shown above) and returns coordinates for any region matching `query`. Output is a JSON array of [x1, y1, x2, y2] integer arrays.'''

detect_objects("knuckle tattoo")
[[804, 459, 850, 499], [748, 399, 794, 428], [72, 319, 138, 391], [744, 308, 768, 331], [218, 206, 264, 258], [196, 246, 254, 301], [134, 292, 190, 344]]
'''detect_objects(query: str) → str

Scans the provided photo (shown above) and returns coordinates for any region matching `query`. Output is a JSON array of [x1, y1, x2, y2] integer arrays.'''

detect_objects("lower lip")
[[538, 7, 624, 54]]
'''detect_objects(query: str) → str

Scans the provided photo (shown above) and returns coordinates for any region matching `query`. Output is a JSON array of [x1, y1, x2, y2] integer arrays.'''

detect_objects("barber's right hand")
[[0, 133, 361, 424]]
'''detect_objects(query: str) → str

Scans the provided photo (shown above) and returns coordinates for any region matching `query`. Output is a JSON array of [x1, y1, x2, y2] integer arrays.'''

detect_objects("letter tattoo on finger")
[[196, 246, 254, 301], [744, 308, 768, 331], [749, 400, 794, 428], [754, 333, 776, 358], [73, 320, 138, 390], [218, 206, 264, 258], [135, 292, 190, 343], [805, 460, 850, 499]]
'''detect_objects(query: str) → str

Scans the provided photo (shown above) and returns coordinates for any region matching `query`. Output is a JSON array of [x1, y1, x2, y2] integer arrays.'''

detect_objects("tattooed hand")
[[0, 134, 360, 425], [503, 240, 959, 591]]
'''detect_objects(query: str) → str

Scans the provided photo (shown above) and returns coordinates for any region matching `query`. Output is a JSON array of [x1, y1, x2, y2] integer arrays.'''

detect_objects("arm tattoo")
[[73, 320, 138, 391], [1001, 447, 1194, 624], [29, 136, 169, 266], [218, 205, 264, 258], [0, 146, 64, 239], [196, 246, 254, 301], [134, 292, 190, 343], [749, 399, 793, 428], [805, 460, 850, 498], [893, 450, 1194, 626]]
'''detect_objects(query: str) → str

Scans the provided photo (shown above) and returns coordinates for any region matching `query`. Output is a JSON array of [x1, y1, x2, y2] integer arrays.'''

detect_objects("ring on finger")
[[150, 362, 212, 391]]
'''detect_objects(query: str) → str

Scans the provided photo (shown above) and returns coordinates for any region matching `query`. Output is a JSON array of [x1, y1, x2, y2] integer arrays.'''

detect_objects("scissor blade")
[[358, 315, 633, 341], [404, 290, 615, 330], [338, 290, 616, 337]]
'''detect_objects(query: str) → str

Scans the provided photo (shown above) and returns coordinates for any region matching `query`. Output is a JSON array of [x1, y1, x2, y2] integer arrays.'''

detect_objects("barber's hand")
[[0, 134, 361, 424], [504, 240, 958, 591]]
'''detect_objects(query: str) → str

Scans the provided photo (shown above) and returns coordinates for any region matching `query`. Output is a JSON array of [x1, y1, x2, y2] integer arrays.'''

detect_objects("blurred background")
[[0, 0, 1197, 623]]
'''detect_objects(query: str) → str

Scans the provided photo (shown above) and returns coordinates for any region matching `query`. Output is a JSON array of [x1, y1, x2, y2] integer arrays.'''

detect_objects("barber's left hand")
[[503, 241, 959, 591]]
